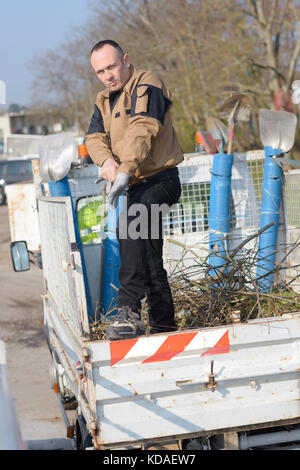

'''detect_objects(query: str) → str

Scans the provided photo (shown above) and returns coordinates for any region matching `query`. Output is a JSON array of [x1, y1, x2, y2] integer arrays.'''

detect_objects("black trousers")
[[116, 168, 182, 331]]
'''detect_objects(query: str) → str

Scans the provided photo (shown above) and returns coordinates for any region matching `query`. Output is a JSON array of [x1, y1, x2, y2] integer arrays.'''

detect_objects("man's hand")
[[101, 158, 119, 183], [108, 172, 130, 210], [95, 168, 112, 194]]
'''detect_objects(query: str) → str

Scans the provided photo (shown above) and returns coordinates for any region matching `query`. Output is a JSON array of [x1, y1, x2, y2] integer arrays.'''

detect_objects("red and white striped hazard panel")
[[109, 329, 229, 367]]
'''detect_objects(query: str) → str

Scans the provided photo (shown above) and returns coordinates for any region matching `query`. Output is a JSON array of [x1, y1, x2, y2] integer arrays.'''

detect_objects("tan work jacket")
[[86, 66, 183, 185]]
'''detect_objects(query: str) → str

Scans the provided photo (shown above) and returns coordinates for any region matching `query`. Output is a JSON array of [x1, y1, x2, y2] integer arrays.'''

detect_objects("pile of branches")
[[169, 225, 300, 330], [90, 225, 300, 340], [171, 278, 300, 330]]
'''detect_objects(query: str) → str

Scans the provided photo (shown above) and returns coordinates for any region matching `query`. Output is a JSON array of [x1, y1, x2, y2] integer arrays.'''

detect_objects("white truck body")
[[13, 151, 300, 450]]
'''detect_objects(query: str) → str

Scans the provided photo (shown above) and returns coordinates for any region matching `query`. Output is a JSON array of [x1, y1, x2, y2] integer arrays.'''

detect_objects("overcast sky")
[[0, 0, 90, 107]]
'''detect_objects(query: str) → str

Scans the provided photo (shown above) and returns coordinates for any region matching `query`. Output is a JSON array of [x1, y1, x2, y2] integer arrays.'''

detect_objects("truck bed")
[[83, 313, 300, 448]]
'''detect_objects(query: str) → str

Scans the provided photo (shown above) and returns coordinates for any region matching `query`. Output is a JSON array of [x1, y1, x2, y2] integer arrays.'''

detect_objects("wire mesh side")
[[38, 198, 84, 337], [285, 170, 300, 229], [162, 151, 264, 237], [283, 170, 300, 292], [162, 152, 265, 280]]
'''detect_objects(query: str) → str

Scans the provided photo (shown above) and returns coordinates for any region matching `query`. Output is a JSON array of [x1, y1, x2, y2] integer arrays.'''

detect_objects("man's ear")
[[123, 53, 130, 68]]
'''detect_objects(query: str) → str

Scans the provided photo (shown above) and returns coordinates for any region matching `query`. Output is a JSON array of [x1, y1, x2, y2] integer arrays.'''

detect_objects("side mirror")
[[10, 241, 30, 272]]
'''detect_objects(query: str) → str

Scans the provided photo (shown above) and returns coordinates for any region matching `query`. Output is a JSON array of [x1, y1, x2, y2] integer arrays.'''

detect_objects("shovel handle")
[[227, 100, 240, 155], [227, 123, 235, 155]]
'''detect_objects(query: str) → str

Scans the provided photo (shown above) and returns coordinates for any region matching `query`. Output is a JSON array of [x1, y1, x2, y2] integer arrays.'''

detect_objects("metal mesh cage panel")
[[162, 151, 265, 275], [38, 198, 83, 337], [68, 151, 265, 246], [283, 170, 300, 291]]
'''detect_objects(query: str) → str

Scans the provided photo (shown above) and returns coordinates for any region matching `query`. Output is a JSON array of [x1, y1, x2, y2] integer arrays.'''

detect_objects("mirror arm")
[[28, 250, 43, 269]]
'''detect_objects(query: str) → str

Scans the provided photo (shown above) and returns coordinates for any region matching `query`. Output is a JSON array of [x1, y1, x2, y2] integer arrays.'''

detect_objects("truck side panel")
[[88, 315, 300, 447]]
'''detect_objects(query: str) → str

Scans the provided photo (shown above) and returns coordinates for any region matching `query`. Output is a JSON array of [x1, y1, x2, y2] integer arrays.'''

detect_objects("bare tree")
[[243, 0, 300, 95], [28, 0, 300, 151]]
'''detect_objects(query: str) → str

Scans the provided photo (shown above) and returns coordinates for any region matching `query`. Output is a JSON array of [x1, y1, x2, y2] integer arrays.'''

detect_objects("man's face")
[[91, 45, 131, 92]]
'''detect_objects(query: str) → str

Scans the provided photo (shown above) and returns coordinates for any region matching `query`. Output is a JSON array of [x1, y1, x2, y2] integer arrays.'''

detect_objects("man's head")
[[90, 40, 131, 92]]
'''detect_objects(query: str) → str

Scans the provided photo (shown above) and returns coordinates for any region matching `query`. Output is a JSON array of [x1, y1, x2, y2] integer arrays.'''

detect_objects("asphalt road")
[[0, 205, 74, 450]]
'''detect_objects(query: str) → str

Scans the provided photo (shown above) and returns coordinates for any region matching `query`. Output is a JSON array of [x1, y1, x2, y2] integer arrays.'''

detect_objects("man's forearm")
[[85, 132, 114, 167]]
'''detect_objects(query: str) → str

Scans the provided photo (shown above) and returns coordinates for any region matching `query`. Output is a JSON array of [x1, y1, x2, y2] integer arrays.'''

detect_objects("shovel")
[[219, 94, 252, 155], [259, 109, 297, 154], [205, 117, 229, 153]]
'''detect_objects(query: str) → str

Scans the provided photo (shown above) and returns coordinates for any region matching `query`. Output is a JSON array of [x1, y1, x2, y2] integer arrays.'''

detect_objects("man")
[[86, 40, 183, 340]]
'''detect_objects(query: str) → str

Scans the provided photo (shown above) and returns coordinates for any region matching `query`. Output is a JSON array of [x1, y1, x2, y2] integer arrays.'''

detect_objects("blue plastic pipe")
[[256, 146, 283, 292], [101, 195, 125, 317], [208, 152, 234, 279], [48, 176, 93, 321]]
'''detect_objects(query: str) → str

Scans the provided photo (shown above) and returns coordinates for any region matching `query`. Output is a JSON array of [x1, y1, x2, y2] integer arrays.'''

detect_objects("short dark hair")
[[90, 40, 124, 57]]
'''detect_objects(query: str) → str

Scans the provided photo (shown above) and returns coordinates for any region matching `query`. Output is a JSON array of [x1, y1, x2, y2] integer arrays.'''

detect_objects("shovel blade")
[[259, 109, 297, 153], [206, 117, 229, 143]]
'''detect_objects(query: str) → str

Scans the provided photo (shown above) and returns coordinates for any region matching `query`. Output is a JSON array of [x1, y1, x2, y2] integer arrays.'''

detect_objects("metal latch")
[[207, 360, 216, 392], [62, 254, 75, 272]]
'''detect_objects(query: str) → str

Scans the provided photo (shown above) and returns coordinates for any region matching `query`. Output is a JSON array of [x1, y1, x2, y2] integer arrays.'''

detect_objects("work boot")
[[106, 306, 145, 340]]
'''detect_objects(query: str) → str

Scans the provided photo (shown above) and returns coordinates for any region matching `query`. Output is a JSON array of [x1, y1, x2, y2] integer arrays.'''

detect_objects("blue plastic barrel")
[[256, 146, 283, 292], [208, 152, 234, 280], [101, 195, 125, 317]]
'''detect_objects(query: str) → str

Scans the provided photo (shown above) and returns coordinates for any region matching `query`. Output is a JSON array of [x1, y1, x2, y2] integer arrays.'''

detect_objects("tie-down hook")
[[207, 360, 216, 392]]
